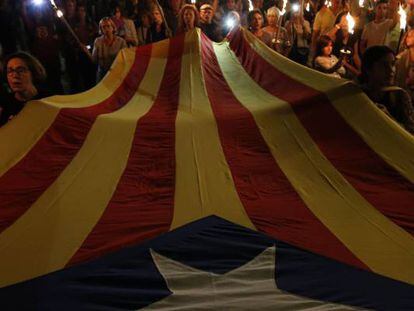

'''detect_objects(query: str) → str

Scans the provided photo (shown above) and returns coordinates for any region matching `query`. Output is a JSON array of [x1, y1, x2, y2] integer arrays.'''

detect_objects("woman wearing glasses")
[[0, 52, 47, 126]]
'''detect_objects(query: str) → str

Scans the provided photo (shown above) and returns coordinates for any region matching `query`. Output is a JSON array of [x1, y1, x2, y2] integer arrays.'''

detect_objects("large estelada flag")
[[0, 28, 413, 310]]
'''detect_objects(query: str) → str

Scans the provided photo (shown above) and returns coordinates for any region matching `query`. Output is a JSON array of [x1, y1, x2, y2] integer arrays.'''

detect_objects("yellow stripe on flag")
[[0, 48, 136, 178], [171, 30, 255, 230], [0, 41, 169, 288], [242, 29, 414, 183], [214, 42, 414, 285]]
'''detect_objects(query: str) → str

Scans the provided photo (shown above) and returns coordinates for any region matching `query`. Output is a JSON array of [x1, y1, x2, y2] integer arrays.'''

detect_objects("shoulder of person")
[[314, 56, 325, 63], [124, 18, 135, 26], [116, 36, 127, 43], [94, 36, 104, 44], [331, 54, 339, 61]]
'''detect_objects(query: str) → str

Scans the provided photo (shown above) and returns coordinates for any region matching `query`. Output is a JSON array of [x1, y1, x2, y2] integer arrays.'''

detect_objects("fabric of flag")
[[0, 27, 413, 310]]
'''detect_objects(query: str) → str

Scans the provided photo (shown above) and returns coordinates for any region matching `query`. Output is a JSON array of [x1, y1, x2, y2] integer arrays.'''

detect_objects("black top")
[[147, 24, 169, 44], [199, 22, 223, 42], [0, 90, 46, 127]]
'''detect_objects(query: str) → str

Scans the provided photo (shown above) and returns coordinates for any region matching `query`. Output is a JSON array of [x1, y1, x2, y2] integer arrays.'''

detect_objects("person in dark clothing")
[[0, 1, 17, 56], [147, 5, 172, 43], [0, 52, 48, 126], [360, 45, 414, 134], [199, 3, 223, 42], [30, 24, 64, 94]]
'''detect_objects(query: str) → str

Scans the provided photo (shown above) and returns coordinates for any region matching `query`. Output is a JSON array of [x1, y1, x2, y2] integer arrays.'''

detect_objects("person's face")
[[266, 12, 277, 26], [183, 8, 195, 27], [375, 3, 388, 20], [35, 26, 48, 39], [66, 0, 76, 16], [369, 53, 396, 86], [200, 8, 213, 23], [77, 6, 86, 20], [251, 12, 263, 30], [101, 20, 114, 36], [152, 9, 163, 25], [406, 30, 414, 48], [115, 7, 122, 19], [6, 58, 34, 94], [227, 0, 236, 10], [253, 0, 263, 9], [322, 41, 333, 56]]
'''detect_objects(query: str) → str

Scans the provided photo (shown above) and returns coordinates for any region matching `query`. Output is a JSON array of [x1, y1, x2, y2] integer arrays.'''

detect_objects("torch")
[[397, 4, 407, 52], [32, 0, 93, 58], [33, 0, 88, 50], [340, 12, 355, 55], [325, 0, 332, 8]]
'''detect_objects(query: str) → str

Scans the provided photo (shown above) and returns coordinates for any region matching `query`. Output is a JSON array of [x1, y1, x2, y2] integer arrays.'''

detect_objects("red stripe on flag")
[[0, 45, 152, 234], [200, 34, 367, 269], [68, 35, 185, 266], [228, 29, 414, 236]]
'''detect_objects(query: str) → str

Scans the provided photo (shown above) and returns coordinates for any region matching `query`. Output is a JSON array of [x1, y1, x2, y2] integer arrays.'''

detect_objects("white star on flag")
[[142, 246, 364, 310]]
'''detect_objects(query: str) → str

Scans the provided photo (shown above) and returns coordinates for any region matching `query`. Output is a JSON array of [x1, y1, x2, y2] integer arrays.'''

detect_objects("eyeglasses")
[[7, 67, 29, 76]]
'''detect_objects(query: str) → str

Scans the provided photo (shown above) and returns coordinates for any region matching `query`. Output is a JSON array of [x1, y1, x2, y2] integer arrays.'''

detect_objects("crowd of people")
[[1, 0, 414, 132]]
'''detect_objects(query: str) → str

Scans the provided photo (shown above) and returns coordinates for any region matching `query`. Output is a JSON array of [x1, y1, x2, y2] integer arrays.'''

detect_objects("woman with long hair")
[[176, 4, 199, 34], [147, 5, 172, 43], [92, 17, 127, 82]]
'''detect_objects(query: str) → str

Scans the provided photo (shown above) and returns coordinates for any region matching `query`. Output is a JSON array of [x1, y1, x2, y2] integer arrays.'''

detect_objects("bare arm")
[[212, 0, 219, 13], [326, 25, 339, 41]]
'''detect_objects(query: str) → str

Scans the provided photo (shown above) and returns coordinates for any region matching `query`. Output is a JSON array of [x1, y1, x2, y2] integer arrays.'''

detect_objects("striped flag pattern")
[[0, 28, 413, 308]]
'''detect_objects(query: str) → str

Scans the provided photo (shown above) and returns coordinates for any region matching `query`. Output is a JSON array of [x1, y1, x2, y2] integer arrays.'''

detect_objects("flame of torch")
[[248, 0, 254, 11], [346, 12, 355, 34], [399, 4, 407, 30], [359, 0, 364, 7], [191, 0, 196, 4], [280, 0, 288, 15], [306, 2, 310, 11]]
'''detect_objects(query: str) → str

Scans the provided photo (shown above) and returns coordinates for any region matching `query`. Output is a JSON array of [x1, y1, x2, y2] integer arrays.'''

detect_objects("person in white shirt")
[[313, 35, 346, 78], [360, 0, 399, 54]]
